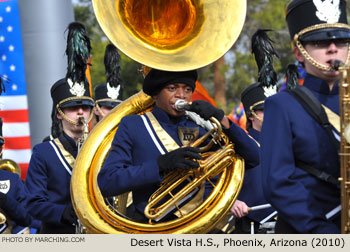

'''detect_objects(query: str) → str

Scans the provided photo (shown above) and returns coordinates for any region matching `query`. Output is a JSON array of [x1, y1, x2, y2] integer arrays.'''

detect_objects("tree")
[[226, 0, 295, 111], [213, 56, 227, 110]]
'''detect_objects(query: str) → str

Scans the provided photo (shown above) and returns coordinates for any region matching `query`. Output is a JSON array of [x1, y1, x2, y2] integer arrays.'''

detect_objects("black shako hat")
[[286, 0, 350, 42], [143, 69, 198, 96], [94, 83, 122, 108], [241, 83, 267, 115], [51, 78, 94, 109]]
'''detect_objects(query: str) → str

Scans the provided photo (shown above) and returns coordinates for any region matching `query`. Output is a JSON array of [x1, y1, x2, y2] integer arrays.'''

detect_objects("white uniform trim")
[[14, 226, 29, 234], [141, 114, 166, 155], [326, 204, 341, 220], [332, 130, 340, 142], [0, 222, 8, 234], [49, 141, 72, 176]]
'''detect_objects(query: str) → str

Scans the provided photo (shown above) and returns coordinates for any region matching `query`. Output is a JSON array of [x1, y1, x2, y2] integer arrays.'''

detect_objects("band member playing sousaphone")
[[24, 22, 94, 234], [260, 0, 350, 233], [97, 69, 260, 223]]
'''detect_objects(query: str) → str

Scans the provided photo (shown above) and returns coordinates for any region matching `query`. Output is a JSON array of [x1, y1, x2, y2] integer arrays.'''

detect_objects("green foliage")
[[227, 0, 295, 112], [89, 40, 144, 99]]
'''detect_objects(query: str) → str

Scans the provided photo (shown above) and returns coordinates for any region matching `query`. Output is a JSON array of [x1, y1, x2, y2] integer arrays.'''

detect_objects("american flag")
[[0, 0, 31, 180]]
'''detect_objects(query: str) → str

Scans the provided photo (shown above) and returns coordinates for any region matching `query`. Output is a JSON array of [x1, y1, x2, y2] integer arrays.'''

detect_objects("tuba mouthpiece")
[[175, 100, 191, 111]]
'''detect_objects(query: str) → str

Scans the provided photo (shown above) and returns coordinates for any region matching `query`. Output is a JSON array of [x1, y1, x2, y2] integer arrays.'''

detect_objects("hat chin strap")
[[95, 103, 106, 118], [249, 101, 264, 123], [56, 104, 94, 126], [250, 110, 263, 123], [295, 39, 350, 72], [294, 23, 350, 72], [95, 98, 121, 118]]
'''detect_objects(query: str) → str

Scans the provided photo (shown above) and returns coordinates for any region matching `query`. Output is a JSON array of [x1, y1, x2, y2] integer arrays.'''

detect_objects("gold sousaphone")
[[71, 0, 247, 233]]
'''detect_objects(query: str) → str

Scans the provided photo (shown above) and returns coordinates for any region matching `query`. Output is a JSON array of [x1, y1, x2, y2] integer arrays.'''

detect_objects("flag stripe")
[[0, 0, 31, 179], [0, 95, 28, 110], [3, 149, 31, 163], [4, 136, 30, 149], [0, 109, 29, 122], [18, 163, 28, 180], [3, 122, 30, 137]]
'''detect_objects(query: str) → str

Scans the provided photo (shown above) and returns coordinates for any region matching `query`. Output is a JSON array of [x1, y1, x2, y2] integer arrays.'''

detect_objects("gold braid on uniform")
[[56, 96, 95, 126], [294, 23, 350, 72]]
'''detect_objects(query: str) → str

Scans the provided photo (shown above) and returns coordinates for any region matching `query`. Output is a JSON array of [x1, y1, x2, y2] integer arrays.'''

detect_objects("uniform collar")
[[303, 73, 338, 95], [58, 131, 78, 158], [152, 105, 187, 124], [248, 128, 260, 142]]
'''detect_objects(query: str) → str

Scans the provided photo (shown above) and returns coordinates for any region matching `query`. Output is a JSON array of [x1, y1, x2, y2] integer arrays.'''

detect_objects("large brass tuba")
[[71, 0, 246, 233]]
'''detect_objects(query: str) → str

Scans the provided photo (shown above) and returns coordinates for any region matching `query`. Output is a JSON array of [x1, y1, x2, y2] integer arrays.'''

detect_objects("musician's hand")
[[158, 147, 201, 174], [230, 200, 249, 218], [187, 100, 225, 121], [61, 203, 78, 226], [0, 192, 7, 208]]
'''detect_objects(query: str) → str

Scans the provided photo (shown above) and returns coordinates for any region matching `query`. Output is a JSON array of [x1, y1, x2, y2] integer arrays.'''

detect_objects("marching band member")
[[231, 83, 277, 233], [260, 0, 350, 233], [0, 118, 33, 234], [25, 22, 94, 233], [0, 170, 33, 234], [0, 76, 39, 234], [231, 29, 277, 234], [97, 68, 260, 222]]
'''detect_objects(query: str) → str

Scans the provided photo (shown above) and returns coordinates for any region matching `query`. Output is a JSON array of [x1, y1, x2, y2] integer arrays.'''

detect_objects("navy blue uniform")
[[0, 170, 33, 234], [25, 133, 78, 233], [260, 74, 340, 233], [98, 106, 259, 219], [237, 128, 276, 227]]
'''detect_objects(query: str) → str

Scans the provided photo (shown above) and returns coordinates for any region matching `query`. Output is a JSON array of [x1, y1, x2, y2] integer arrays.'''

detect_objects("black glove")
[[188, 100, 225, 121], [0, 192, 7, 208], [158, 147, 201, 174], [61, 203, 78, 226]]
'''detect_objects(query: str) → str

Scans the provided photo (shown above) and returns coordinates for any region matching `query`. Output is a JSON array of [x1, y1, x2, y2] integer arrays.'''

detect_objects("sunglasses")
[[306, 39, 350, 48]]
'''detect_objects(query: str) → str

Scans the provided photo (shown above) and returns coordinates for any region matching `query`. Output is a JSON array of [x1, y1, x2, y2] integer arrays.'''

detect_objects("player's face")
[[154, 83, 193, 117], [94, 105, 113, 121], [295, 39, 349, 84], [58, 105, 92, 135]]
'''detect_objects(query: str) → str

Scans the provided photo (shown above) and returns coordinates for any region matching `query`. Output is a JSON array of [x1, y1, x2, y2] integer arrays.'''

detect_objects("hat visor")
[[252, 103, 264, 111], [60, 99, 94, 108], [97, 100, 121, 108], [300, 27, 350, 42]]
